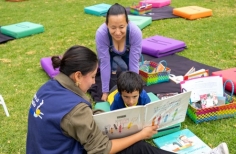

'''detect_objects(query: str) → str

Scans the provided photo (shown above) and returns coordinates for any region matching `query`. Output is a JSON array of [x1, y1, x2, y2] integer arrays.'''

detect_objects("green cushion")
[[94, 102, 111, 112], [0, 21, 44, 39], [84, 3, 111, 16], [152, 123, 181, 138], [128, 15, 152, 30], [147, 92, 160, 102]]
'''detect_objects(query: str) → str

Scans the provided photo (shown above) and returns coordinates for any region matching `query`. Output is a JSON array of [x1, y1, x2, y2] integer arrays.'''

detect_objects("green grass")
[[0, 0, 235, 153]]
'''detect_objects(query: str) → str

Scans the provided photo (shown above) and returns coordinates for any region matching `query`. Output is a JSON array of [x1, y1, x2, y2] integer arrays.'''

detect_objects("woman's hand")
[[101, 93, 109, 101], [140, 125, 158, 140]]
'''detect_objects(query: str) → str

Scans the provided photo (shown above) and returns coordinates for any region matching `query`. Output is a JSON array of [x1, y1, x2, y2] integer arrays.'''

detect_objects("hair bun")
[[51, 56, 61, 69]]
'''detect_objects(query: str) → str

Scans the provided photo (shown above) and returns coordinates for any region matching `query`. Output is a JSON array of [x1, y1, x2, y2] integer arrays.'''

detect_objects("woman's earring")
[[75, 82, 80, 86]]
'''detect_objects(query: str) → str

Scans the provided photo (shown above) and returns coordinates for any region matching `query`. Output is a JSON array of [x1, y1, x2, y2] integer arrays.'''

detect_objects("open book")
[[153, 129, 212, 154], [93, 91, 191, 139], [184, 67, 209, 80], [169, 67, 209, 84], [180, 75, 223, 103]]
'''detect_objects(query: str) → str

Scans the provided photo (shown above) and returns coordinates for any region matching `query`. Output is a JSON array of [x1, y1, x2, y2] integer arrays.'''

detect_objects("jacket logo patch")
[[30, 94, 44, 119]]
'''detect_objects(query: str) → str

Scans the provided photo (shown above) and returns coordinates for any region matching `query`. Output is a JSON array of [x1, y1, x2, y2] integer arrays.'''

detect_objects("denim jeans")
[[112, 56, 128, 72]]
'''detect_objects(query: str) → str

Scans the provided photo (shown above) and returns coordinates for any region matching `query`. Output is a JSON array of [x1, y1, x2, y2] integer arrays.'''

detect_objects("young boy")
[[109, 71, 151, 110]]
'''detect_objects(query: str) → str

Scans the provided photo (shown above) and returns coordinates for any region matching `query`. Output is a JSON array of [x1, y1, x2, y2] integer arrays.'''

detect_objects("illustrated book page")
[[143, 91, 191, 130]]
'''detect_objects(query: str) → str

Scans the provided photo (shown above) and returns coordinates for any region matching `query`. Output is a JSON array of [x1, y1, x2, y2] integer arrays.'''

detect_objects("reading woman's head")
[[106, 3, 128, 42], [52, 45, 98, 92], [117, 71, 144, 107]]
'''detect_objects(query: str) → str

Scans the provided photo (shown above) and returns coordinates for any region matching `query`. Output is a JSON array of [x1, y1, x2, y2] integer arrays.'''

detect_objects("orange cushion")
[[173, 6, 212, 20]]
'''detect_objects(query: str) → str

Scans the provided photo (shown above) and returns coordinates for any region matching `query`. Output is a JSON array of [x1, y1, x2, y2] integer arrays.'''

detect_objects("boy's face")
[[121, 90, 140, 107]]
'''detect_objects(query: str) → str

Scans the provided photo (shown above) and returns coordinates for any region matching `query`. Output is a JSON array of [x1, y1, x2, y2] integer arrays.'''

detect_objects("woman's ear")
[[74, 71, 83, 84]]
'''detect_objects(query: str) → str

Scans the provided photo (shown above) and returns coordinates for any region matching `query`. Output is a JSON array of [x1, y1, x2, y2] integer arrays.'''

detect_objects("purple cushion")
[[142, 35, 186, 58], [40, 57, 59, 78]]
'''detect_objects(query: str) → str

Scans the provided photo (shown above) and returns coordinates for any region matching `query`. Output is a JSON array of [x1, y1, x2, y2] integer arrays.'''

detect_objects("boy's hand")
[[140, 125, 158, 139], [101, 93, 109, 101]]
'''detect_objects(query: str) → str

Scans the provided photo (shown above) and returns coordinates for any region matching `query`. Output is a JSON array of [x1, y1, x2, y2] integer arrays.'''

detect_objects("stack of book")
[[130, 3, 152, 15]]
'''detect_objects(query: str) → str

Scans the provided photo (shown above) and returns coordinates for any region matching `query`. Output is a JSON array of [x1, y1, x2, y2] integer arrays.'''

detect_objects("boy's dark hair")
[[51, 45, 98, 76], [117, 71, 144, 94], [106, 3, 128, 24]]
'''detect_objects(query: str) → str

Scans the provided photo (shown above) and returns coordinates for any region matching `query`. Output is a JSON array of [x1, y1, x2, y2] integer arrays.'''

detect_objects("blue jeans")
[[112, 56, 128, 72]]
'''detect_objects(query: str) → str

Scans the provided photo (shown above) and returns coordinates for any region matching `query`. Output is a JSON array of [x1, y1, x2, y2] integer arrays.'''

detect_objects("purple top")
[[96, 22, 142, 93]]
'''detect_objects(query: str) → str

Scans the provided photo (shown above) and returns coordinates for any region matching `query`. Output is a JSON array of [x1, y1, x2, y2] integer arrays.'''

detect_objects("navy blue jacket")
[[26, 79, 91, 154]]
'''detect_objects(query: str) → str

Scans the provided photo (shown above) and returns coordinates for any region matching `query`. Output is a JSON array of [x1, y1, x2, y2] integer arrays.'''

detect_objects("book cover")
[[153, 129, 212, 154], [93, 91, 191, 139], [199, 93, 218, 108]]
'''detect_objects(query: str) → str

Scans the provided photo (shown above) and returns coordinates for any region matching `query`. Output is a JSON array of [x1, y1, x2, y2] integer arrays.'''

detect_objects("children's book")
[[199, 93, 218, 109], [169, 67, 208, 84], [93, 91, 191, 139], [180, 75, 223, 103], [183, 67, 209, 80], [153, 129, 212, 154]]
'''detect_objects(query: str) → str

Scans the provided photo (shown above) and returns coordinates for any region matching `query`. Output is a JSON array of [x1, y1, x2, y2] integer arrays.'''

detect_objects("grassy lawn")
[[0, 0, 235, 153]]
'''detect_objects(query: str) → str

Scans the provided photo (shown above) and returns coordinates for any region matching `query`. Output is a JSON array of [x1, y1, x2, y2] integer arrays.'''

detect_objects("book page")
[[93, 106, 144, 139], [180, 76, 223, 102], [143, 91, 191, 130]]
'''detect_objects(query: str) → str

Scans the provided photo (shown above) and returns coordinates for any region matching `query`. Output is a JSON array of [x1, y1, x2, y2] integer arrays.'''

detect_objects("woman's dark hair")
[[51, 45, 98, 76], [117, 71, 144, 94], [106, 3, 128, 24]]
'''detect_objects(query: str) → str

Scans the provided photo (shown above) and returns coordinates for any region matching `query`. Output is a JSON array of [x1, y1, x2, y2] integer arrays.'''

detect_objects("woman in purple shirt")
[[95, 3, 142, 101]]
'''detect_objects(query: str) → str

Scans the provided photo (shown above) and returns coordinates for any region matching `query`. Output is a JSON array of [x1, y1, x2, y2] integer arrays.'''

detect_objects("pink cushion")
[[40, 57, 59, 78], [212, 68, 236, 94], [139, 0, 171, 8]]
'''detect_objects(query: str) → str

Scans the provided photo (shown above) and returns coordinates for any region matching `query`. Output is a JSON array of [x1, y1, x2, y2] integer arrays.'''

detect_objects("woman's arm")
[[128, 22, 142, 73], [96, 24, 112, 95], [61, 103, 112, 154]]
